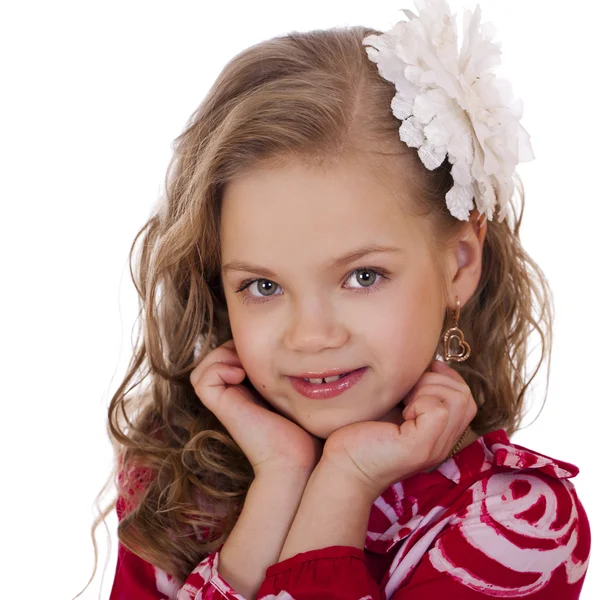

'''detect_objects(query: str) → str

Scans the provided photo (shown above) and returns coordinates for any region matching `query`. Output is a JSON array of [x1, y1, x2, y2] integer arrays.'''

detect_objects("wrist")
[[254, 465, 315, 487], [277, 458, 374, 561], [308, 457, 379, 506], [315, 457, 380, 504], [218, 468, 313, 597]]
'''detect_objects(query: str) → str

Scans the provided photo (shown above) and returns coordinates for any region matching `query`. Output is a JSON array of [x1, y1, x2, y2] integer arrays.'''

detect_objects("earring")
[[443, 296, 471, 362]]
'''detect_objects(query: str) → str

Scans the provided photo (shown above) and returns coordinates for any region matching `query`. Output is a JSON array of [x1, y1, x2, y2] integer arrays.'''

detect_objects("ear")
[[445, 212, 487, 308]]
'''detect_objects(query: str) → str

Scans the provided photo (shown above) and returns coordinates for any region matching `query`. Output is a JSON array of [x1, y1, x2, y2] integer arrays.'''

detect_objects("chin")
[[294, 421, 331, 440], [301, 415, 368, 440], [286, 416, 337, 440]]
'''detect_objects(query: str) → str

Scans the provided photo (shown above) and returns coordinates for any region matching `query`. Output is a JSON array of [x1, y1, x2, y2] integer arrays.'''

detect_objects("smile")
[[287, 367, 367, 399], [304, 373, 348, 384]]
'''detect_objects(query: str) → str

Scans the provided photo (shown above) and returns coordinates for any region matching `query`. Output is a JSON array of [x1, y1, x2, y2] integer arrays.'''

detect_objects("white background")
[[1, 1, 597, 598]]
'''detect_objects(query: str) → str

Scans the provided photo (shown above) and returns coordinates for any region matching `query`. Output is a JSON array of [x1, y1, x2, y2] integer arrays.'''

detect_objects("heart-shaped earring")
[[442, 296, 471, 363]]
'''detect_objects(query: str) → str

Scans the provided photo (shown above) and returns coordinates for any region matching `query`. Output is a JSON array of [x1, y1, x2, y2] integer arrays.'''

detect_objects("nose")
[[283, 297, 349, 353]]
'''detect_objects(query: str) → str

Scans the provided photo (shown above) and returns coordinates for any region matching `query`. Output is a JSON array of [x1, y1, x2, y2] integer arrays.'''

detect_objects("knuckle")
[[216, 345, 240, 363], [435, 401, 450, 416], [418, 382, 436, 396], [206, 360, 227, 374], [192, 360, 225, 388], [452, 389, 466, 404], [422, 395, 445, 412]]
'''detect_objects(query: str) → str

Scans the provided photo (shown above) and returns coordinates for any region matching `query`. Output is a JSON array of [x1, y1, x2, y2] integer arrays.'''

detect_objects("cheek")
[[370, 275, 443, 367], [228, 308, 274, 381]]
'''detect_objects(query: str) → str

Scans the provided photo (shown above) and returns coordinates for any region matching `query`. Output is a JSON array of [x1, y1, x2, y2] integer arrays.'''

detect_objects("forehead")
[[220, 158, 427, 268]]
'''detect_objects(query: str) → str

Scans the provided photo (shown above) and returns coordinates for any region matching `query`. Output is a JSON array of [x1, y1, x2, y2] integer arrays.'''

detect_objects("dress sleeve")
[[110, 496, 249, 600], [256, 472, 591, 600], [256, 546, 382, 599], [388, 472, 591, 599]]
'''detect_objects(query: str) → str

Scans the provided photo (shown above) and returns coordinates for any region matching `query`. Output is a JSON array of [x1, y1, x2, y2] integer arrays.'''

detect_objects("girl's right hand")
[[190, 339, 324, 479]]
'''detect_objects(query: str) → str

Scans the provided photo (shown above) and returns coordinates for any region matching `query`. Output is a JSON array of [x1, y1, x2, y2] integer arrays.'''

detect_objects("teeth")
[[303, 373, 347, 384]]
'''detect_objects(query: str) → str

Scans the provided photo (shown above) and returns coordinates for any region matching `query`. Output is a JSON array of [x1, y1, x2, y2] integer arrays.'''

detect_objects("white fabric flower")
[[363, 0, 534, 222]]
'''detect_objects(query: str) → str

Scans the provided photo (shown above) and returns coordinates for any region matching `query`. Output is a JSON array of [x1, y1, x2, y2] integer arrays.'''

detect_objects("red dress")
[[110, 429, 591, 599]]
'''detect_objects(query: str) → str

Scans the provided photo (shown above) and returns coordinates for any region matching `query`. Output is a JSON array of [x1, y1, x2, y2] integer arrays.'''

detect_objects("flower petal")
[[399, 117, 425, 148], [391, 95, 414, 120], [418, 142, 447, 170], [446, 183, 474, 221], [450, 161, 472, 187], [413, 88, 451, 125]]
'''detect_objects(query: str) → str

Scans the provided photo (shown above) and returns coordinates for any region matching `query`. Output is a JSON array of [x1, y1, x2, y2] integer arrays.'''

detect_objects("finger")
[[401, 395, 465, 462], [194, 364, 277, 461], [407, 384, 476, 458], [190, 346, 243, 387], [428, 363, 469, 392], [402, 384, 469, 422], [402, 395, 468, 447], [431, 360, 467, 384], [401, 393, 448, 422], [193, 362, 247, 412], [402, 361, 469, 403], [428, 362, 477, 424], [402, 371, 468, 406], [398, 398, 449, 458]]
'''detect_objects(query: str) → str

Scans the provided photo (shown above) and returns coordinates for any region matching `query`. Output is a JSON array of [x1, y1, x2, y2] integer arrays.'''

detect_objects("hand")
[[320, 359, 478, 501], [190, 339, 324, 478]]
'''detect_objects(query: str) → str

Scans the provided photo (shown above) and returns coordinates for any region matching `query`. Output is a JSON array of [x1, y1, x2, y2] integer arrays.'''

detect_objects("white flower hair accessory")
[[362, 0, 534, 222]]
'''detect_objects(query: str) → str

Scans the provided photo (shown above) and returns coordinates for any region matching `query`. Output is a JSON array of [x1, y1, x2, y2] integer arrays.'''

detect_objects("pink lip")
[[290, 368, 355, 379], [287, 367, 367, 399]]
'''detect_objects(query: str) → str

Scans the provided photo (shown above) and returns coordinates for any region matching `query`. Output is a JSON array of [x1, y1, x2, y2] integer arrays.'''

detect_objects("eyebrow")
[[221, 244, 404, 278]]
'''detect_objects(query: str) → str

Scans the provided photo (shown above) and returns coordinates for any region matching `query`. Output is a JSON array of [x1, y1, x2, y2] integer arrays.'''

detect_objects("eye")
[[237, 278, 282, 300], [234, 266, 390, 304], [345, 268, 382, 289], [248, 279, 281, 297]]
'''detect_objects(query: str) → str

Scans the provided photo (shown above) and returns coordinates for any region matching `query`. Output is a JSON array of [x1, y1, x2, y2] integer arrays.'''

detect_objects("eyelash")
[[234, 267, 390, 305]]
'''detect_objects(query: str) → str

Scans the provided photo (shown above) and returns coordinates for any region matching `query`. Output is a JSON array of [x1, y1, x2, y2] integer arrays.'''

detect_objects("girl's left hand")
[[321, 359, 478, 501]]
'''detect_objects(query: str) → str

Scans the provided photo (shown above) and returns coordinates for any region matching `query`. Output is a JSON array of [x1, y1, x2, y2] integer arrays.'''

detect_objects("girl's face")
[[220, 158, 450, 439]]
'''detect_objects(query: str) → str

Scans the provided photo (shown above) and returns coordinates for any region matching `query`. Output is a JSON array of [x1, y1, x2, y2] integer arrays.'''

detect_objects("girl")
[[82, 1, 591, 598]]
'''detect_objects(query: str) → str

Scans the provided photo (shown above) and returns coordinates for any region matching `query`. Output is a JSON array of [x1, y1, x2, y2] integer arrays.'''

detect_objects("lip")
[[287, 367, 368, 399], [289, 367, 359, 379]]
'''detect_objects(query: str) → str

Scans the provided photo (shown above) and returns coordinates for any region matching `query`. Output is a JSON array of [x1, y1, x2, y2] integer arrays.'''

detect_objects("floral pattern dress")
[[110, 429, 591, 599]]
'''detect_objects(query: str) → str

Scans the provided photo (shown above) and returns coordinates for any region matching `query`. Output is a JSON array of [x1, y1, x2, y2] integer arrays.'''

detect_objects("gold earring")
[[443, 296, 471, 362]]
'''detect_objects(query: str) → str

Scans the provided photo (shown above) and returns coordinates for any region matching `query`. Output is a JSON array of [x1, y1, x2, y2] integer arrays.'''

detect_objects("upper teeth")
[[304, 373, 347, 384]]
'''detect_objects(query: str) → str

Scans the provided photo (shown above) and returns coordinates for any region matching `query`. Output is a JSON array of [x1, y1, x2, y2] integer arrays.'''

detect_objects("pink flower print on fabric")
[[154, 566, 183, 600], [174, 550, 245, 600], [428, 472, 590, 596]]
